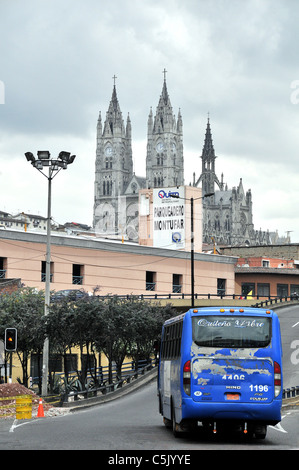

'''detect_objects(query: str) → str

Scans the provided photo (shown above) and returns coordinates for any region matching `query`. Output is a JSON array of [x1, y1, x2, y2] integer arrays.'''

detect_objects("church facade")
[[93, 74, 275, 246]]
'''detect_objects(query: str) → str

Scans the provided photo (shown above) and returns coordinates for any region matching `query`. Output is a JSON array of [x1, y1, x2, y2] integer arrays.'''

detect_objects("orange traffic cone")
[[37, 398, 45, 418]]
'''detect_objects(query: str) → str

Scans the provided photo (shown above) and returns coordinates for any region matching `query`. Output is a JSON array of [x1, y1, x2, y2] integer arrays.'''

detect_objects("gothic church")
[[93, 74, 271, 246]]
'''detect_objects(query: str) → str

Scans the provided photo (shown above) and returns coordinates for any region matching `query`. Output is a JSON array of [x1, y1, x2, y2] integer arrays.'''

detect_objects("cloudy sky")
[[1, 0, 299, 241]]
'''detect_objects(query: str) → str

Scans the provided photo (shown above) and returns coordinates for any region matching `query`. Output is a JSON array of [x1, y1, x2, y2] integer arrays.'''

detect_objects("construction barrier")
[[15, 395, 32, 420], [0, 394, 33, 419]]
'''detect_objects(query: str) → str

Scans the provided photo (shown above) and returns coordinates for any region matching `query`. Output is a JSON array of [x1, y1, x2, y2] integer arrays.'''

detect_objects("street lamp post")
[[25, 150, 76, 396], [190, 196, 194, 307], [171, 192, 214, 308]]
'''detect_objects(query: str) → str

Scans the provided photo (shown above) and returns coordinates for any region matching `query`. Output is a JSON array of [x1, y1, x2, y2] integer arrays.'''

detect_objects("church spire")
[[146, 70, 184, 188], [94, 76, 135, 232], [202, 117, 215, 160], [103, 77, 125, 137], [195, 116, 221, 195], [153, 69, 175, 133]]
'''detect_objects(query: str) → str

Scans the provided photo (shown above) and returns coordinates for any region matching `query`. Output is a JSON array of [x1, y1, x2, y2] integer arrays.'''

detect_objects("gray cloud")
[[0, 0, 299, 240]]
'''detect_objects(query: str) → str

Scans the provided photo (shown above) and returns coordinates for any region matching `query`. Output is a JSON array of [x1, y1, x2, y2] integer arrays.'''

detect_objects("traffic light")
[[5, 328, 17, 351]]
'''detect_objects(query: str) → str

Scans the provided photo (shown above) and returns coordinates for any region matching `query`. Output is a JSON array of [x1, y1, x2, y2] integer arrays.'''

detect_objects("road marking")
[[269, 414, 288, 433], [9, 419, 31, 433], [269, 422, 288, 433], [292, 322, 299, 328]]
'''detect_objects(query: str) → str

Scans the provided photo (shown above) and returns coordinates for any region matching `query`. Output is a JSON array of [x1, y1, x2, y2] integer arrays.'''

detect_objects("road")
[[1, 381, 299, 451], [273, 304, 299, 389], [0, 303, 298, 452]]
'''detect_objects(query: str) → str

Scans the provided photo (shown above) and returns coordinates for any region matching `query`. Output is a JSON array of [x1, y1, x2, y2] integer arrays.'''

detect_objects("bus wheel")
[[158, 393, 162, 414], [163, 417, 172, 428], [171, 404, 181, 438], [254, 425, 267, 440]]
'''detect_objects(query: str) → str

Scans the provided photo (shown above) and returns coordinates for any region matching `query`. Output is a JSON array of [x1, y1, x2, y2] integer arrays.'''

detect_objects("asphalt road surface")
[[273, 304, 299, 389], [1, 383, 299, 451]]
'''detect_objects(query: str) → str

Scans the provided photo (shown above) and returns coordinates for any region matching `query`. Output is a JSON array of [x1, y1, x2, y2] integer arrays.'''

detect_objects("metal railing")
[[145, 282, 156, 291], [282, 386, 299, 399], [41, 273, 53, 282], [172, 284, 182, 293], [252, 296, 299, 308], [72, 275, 83, 285], [92, 292, 299, 304], [61, 359, 156, 403], [30, 359, 157, 404]]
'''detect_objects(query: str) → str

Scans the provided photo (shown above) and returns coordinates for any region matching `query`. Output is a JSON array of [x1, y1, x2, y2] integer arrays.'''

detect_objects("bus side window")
[[161, 321, 183, 360]]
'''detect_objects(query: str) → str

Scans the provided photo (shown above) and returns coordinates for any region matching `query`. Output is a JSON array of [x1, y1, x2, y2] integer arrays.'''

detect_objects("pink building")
[[0, 228, 236, 298]]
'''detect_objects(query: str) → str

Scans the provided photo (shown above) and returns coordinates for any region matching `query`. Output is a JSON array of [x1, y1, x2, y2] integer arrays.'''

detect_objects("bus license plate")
[[226, 393, 240, 400]]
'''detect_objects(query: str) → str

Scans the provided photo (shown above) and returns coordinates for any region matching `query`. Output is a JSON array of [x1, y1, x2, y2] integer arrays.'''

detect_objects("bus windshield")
[[192, 315, 271, 348]]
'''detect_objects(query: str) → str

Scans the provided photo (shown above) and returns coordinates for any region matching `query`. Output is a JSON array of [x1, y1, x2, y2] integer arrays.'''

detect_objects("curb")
[[282, 397, 299, 411], [63, 367, 158, 412]]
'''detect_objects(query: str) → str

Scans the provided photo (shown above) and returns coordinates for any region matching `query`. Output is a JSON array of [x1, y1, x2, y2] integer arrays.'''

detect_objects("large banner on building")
[[153, 186, 185, 249]]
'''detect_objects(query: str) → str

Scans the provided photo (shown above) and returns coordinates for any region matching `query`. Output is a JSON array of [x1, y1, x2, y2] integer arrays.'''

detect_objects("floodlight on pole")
[[25, 150, 76, 396]]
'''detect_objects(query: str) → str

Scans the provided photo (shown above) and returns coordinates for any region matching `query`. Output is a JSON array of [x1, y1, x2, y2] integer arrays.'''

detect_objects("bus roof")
[[163, 306, 275, 326]]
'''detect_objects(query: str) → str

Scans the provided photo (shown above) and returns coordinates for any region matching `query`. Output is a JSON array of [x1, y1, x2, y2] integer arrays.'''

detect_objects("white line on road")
[[9, 419, 32, 433], [269, 422, 288, 433]]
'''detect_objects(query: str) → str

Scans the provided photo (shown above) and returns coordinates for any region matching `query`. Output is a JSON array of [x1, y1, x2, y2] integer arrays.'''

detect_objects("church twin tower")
[[93, 73, 265, 246], [93, 73, 184, 238]]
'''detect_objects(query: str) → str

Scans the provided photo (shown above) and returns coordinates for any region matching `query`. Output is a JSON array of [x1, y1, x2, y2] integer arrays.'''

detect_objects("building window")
[[291, 285, 299, 298], [241, 283, 255, 297], [172, 274, 182, 293], [41, 261, 54, 282], [262, 259, 270, 267], [81, 354, 97, 373], [30, 354, 63, 380], [146, 271, 156, 291], [217, 278, 226, 296], [72, 264, 84, 285], [257, 283, 270, 298], [64, 354, 78, 374], [103, 179, 112, 196], [154, 175, 163, 187], [277, 284, 288, 298], [0, 257, 7, 279]]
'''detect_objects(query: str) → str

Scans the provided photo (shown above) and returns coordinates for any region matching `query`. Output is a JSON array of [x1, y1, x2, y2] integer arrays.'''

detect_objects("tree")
[[127, 300, 176, 369], [70, 295, 104, 389], [47, 294, 105, 391], [94, 297, 177, 380], [0, 287, 45, 387], [46, 295, 77, 392], [0, 288, 178, 393], [94, 297, 134, 382]]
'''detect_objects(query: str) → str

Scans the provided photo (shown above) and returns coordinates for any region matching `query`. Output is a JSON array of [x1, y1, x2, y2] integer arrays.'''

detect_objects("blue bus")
[[158, 307, 282, 439]]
